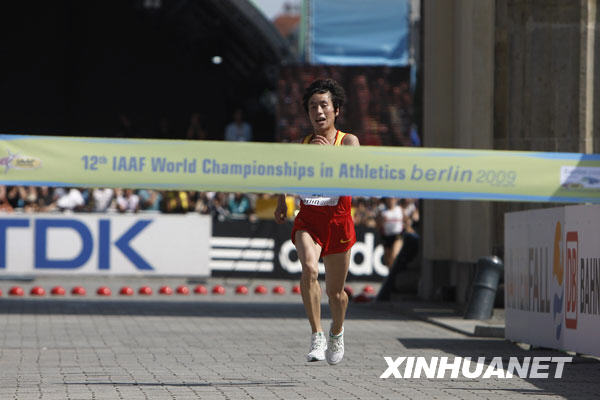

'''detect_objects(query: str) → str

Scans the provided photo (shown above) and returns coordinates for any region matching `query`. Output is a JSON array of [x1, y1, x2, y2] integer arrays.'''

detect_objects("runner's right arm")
[[274, 136, 306, 223], [274, 194, 288, 224]]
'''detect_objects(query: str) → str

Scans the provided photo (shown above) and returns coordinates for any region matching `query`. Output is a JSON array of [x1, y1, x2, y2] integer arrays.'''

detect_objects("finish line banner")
[[1, 134, 599, 203]]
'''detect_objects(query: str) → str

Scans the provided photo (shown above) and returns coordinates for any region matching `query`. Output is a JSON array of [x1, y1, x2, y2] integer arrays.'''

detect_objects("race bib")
[[299, 194, 340, 206]]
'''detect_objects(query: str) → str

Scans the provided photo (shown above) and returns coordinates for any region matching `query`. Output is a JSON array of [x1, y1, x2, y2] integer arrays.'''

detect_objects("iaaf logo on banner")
[[380, 356, 572, 379], [0, 150, 42, 173]]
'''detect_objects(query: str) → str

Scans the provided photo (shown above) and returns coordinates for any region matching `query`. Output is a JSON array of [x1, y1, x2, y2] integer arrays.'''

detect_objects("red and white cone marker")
[[176, 285, 190, 295], [71, 286, 86, 296], [235, 285, 249, 295], [362, 285, 376, 295], [30, 286, 46, 296], [51, 286, 66, 296], [254, 285, 268, 295], [343, 285, 354, 298], [9, 286, 24, 296], [96, 286, 111, 296], [194, 285, 208, 295], [138, 286, 153, 296], [212, 285, 225, 295], [272, 285, 286, 295], [119, 286, 134, 296], [158, 286, 173, 295]]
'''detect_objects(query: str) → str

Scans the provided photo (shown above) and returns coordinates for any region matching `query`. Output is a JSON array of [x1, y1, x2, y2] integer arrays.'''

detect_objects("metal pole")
[[464, 256, 503, 320]]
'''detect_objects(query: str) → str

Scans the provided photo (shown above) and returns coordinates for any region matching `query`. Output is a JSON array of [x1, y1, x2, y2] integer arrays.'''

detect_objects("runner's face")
[[308, 92, 339, 134]]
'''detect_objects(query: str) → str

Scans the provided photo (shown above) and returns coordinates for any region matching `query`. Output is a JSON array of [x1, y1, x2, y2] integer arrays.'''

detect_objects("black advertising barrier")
[[210, 219, 388, 281]]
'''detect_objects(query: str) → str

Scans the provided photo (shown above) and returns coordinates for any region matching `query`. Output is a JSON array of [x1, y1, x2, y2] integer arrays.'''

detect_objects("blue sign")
[[308, 0, 411, 66]]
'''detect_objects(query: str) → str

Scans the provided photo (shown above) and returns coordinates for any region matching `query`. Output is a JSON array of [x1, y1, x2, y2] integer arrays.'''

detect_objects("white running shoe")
[[306, 331, 327, 362], [326, 327, 344, 365]]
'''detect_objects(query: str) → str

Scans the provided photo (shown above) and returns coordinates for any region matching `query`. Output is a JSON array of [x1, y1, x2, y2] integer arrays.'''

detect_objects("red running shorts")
[[291, 211, 356, 256]]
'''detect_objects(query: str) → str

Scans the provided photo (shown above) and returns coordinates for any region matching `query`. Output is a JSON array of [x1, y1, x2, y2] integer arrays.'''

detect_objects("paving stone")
[[0, 278, 598, 399]]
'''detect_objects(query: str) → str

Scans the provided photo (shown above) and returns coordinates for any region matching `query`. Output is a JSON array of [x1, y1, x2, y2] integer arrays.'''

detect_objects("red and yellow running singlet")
[[292, 130, 356, 255], [298, 130, 352, 215]]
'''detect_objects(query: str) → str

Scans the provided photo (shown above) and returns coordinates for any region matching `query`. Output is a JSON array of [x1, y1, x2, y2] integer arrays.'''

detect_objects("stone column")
[[421, 0, 495, 301], [579, 0, 597, 154]]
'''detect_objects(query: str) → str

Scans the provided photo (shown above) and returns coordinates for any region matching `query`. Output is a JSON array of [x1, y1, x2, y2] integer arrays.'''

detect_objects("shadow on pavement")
[[63, 380, 299, 388], [398, 337, 600, 400], [0, 298, 407, 320]]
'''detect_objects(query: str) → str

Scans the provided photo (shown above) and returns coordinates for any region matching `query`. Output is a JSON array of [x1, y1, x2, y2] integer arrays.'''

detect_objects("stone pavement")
[[390, 297, 506, 338], [0, 277, 599, 399]]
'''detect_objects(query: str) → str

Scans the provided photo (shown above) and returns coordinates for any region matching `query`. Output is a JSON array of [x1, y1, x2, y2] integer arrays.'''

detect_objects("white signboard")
[[505, 205, 600, 356], [0, 213, 210, 276]]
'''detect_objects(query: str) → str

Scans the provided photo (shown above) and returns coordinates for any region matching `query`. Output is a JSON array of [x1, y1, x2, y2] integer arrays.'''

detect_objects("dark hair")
[[302, 79, 346, 114]]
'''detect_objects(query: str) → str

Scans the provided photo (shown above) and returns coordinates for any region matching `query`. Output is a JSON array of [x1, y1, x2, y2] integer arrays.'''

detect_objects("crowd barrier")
[[211, 219, 388, 279], [0, 213, 388, 280], [0, 213, 211, 276]]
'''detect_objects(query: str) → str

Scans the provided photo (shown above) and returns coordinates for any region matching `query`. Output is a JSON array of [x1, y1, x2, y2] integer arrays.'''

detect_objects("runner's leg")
[[323, 249, 351, 335], [295, 230, 323, 333]]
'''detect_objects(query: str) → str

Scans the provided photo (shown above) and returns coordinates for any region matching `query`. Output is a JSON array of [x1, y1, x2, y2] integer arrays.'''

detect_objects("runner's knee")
[[326, 287, 346, 301], [301, 263, 319, 281]]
